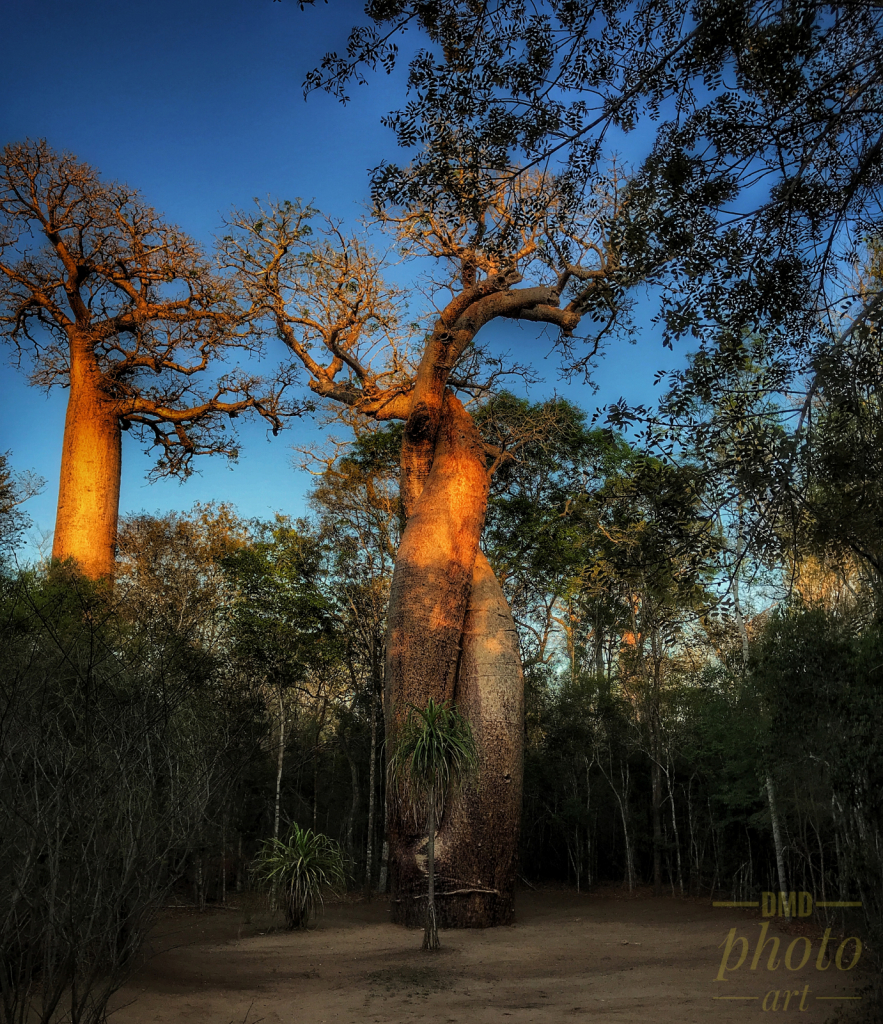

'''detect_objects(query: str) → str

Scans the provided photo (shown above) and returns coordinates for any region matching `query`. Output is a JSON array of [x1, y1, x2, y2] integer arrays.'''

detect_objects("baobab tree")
[[223, 164, 637, 926], [0, 140, 295, 578]]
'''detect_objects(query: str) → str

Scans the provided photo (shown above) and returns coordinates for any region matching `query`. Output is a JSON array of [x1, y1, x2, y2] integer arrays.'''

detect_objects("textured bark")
[[386, 391, 489, 716], [387, 390, 524, 927], [431, 550, 524, 926], [52, 343, 122, 580]]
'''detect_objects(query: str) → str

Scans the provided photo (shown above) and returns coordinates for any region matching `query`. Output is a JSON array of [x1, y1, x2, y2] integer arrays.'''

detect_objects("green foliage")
[[795, 308, 883, 584], [222, 517, 340, 684], [313, 1, 882, 357], [387, 699, 479, 809], [252, 824, 347, 930], [577, 455, 721, 615], [116, 502, 249, 646], [748, 606, 883, 972], [0, 566, 254, 1024], [477, 394, 636, 671], [342, 422, 403, 476]]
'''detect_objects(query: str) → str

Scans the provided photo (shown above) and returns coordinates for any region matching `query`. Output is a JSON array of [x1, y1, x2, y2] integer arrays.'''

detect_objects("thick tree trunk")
[[386, 391, 524, 928], [430, 550, 524, 925], [386, 392, 489, 712], [52, 345, 122, 579]]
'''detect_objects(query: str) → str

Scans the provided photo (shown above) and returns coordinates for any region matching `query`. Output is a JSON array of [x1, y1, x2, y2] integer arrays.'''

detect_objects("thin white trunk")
[[378, 838, 389, 894], [596, 745, 635, 891], [365, 687, 378, 896], [274, 689, 286, 841], [766, 774, 790, 919], [665, 765, 684, 894]]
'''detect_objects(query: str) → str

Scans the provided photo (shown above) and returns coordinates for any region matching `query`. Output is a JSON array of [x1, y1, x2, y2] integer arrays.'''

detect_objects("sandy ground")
[[110, 887, 865, 1024]]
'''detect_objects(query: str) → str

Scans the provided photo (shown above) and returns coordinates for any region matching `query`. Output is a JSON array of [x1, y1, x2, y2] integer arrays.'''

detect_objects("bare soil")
[[110, 887, 864, 1024]]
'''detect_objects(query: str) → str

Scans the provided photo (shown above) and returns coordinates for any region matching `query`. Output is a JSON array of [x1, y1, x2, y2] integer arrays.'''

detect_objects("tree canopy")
[[0, 141, 297, 474]]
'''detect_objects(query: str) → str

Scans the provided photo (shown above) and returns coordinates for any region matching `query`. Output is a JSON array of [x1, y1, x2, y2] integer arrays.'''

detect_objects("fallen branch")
[[394, 886, 501, 900]]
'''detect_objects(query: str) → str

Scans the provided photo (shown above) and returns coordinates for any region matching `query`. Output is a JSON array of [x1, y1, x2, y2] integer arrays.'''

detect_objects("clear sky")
[[1, 0, 688, 551]]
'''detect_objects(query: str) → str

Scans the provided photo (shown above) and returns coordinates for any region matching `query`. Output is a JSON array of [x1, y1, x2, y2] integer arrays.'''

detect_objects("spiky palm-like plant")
[[252, 823, 346, 929], [388, 699, 479, 950]]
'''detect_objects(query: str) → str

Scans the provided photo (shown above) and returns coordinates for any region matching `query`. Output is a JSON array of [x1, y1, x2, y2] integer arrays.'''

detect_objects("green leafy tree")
[[749, 605, 883, 983], [0, 567, 256, 1024], [794, 285, 883, 591], [223, 519, 341, 841], [309, 1, 882, 354], [477, 393, 634, 674], [573, 455, 721, 892], [309, 426, 402, 892], [115, 502, 249, 646]]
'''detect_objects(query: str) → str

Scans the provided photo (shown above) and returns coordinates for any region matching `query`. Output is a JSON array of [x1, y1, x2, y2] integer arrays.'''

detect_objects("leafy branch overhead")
[[307, 0, 883, 340]]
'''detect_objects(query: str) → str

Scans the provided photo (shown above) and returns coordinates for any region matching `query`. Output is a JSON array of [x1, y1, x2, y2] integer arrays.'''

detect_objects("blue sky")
[[1, 0, 688, 550]]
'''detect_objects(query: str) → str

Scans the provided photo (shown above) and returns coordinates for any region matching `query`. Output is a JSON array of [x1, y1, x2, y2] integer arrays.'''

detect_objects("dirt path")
[[111, 888, 863, 1024]]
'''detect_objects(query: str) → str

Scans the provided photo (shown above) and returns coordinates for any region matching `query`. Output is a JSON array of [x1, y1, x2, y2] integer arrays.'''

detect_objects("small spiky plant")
[[252, 823, 346, 929], [387, 699, 479, 950]]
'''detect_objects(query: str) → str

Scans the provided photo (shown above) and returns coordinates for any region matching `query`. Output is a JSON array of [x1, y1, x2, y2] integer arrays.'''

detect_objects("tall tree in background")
[[0, 141, 296, 578], [578, 457, 720, 893], [223, 518, 341, 841], [657, 244, 883, 615], [223, 162, 640, 925], [477, 393, 634, 675]]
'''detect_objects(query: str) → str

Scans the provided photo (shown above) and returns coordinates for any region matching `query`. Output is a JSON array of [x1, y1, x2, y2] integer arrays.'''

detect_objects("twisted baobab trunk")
[[385, 391, 524, 927]]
